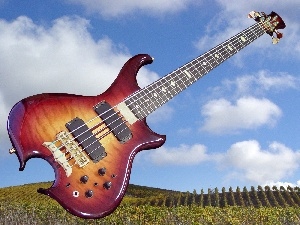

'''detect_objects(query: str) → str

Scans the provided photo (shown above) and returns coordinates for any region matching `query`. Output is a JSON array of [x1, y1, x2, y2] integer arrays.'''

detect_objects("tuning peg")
[[248, 11, 259, 19], [272, 30, 283, 44], [275, 30, 283, 39], [9, 148, 16, 154], [272, 37, 280, 44]]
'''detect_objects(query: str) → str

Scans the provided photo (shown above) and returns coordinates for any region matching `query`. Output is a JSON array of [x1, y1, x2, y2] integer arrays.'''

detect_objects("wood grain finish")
[[7, 54, 166, 218]]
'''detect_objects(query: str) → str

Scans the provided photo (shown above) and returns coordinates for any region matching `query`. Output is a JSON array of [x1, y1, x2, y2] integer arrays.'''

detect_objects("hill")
[[1, 182, 300, 224], [1, 182, 300, 208]]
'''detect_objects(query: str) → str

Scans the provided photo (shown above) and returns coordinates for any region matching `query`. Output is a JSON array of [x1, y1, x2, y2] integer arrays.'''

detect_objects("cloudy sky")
[[1, 1, 300, 192]]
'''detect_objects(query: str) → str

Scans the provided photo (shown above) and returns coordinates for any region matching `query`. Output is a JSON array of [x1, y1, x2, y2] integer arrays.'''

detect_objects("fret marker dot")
[[184, 70, 192, 78], [240, 36, 247, 42], [214, 54, 219, 59], [171, 81, 176, 86], [202, 62, 207, 66], [227, 44, 233, 51]]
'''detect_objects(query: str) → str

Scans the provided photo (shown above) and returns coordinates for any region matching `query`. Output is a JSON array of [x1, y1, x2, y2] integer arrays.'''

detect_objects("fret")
[[169, 71, 183, 93], [177, 66, 189, 79], [126, 21, 267, 120], [171, 70, 185, 92], [137, 99, 148, 118], [252, 23, 265, 37], [210, 48, 225, 65], [155, 79, 171, 103], [127, 93, 143, 120], [143, 85, 156, 109], [224, 41, 238, 55], [248, 25, 260, 39], [150, 81, 165, 107], [184, 67, 197, 84], [218, 43, 231, 60], [231, 35, 244, 52], [195, 56, 209, 75], [166, 75, 180, 97], [176, 69, 189, 90], [190, 59, 202, 79], [246, 25, 259, 41], [203, 52, 214, 70], [206, 53, 219, 70], [250, 25, 263, 41], [215, 45, 227, 61], [142, 86, 157, 114]]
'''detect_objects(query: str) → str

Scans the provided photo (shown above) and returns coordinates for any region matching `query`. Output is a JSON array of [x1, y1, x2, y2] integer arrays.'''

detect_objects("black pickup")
[[94, 101, 132, 143], [66, 117, 106, 163]]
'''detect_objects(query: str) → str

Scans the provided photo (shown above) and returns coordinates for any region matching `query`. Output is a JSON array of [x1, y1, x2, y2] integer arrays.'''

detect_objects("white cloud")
[[216, 0, 300, 19], [219, 140, 300, 184], [149, 144, 209, 165], [218, 70, 298, 97], [148, 139, 300, 186], [238, 71, 297, 92], [0, 16, 160, 153], [68, 0, 198, 18], [265, 181, 300, 189], [195, 1, 300, 60], [147, 104, 174, 124], [0, 93, 9, 147], [201, 97, 281, 134]]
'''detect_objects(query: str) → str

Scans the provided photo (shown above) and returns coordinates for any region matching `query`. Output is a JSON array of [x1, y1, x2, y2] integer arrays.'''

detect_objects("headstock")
[[248, 11, 286, 44]]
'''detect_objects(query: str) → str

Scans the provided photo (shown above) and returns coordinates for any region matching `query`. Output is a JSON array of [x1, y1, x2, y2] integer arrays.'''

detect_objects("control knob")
[[98, 167, 106, 176], [85, 190, 93, 198], [80, 175, 89, 184], [103, 181, 112, 190]]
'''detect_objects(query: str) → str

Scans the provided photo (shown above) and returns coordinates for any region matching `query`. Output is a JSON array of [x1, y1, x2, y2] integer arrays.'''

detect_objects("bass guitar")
[[7, 11, 285, 218]]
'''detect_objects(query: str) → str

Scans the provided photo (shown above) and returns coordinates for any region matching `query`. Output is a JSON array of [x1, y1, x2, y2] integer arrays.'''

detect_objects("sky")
[[0, 0, 300, 193]]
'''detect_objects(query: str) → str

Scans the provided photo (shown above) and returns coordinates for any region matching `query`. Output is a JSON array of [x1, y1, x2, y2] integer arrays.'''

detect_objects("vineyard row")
[[125, 185, 300, 208]]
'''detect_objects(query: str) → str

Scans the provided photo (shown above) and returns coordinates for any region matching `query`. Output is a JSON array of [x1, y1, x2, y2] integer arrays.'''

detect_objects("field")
[[1, 182, 300, 224]]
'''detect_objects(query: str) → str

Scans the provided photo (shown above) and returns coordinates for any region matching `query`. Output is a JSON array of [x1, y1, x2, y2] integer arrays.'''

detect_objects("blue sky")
[[0, 1, 300, 193]]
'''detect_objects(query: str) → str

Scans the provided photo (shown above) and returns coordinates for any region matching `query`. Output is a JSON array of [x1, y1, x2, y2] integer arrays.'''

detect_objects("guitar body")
[[7, 54, 166, 218]]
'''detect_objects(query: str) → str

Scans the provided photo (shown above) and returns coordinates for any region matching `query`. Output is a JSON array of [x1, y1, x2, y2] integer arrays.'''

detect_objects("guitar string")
[[51, 22, 265, 167], [70, 22, 266, 167], [63, 20, 265, 153], [64, 22, 265, 166], [64, 21, 265, 166], [121, 22, 265, 119]]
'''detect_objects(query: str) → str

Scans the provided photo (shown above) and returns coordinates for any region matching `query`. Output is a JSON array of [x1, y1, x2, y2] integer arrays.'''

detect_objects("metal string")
[[50, 22, 266, 167]]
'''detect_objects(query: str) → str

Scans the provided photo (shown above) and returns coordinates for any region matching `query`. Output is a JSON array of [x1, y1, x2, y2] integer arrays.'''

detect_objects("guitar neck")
[[125, 22, 266, 120]]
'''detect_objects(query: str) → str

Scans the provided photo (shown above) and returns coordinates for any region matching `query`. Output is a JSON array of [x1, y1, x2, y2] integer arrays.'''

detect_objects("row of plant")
[[2, 182, 300, 224], [1, 182, 300, 208], [127, 185, 300, 208], [1, 201, 300, 225]]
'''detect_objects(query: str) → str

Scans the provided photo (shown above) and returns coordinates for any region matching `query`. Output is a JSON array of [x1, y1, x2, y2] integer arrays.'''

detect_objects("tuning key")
[[9, 148, 16, 154]]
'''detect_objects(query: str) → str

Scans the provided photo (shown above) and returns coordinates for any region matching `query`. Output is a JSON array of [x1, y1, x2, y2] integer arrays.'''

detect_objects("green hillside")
[[1, 182, 300, 224], [3, 182, 300, 208]]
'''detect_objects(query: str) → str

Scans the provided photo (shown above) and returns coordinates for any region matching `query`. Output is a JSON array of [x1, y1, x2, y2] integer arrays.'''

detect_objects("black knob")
[[80, 175, 89, 184], [85, 190, 93, 198], [98, 167, 106, 176], [103, 181, 112, 190]]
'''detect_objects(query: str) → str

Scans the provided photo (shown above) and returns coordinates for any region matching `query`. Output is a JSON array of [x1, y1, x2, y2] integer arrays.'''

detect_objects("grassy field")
[[1, 182, 300, 224]]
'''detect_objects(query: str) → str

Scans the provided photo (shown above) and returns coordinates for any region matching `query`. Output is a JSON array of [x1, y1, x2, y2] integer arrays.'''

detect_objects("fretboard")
[[125, 22, 266, 120]]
